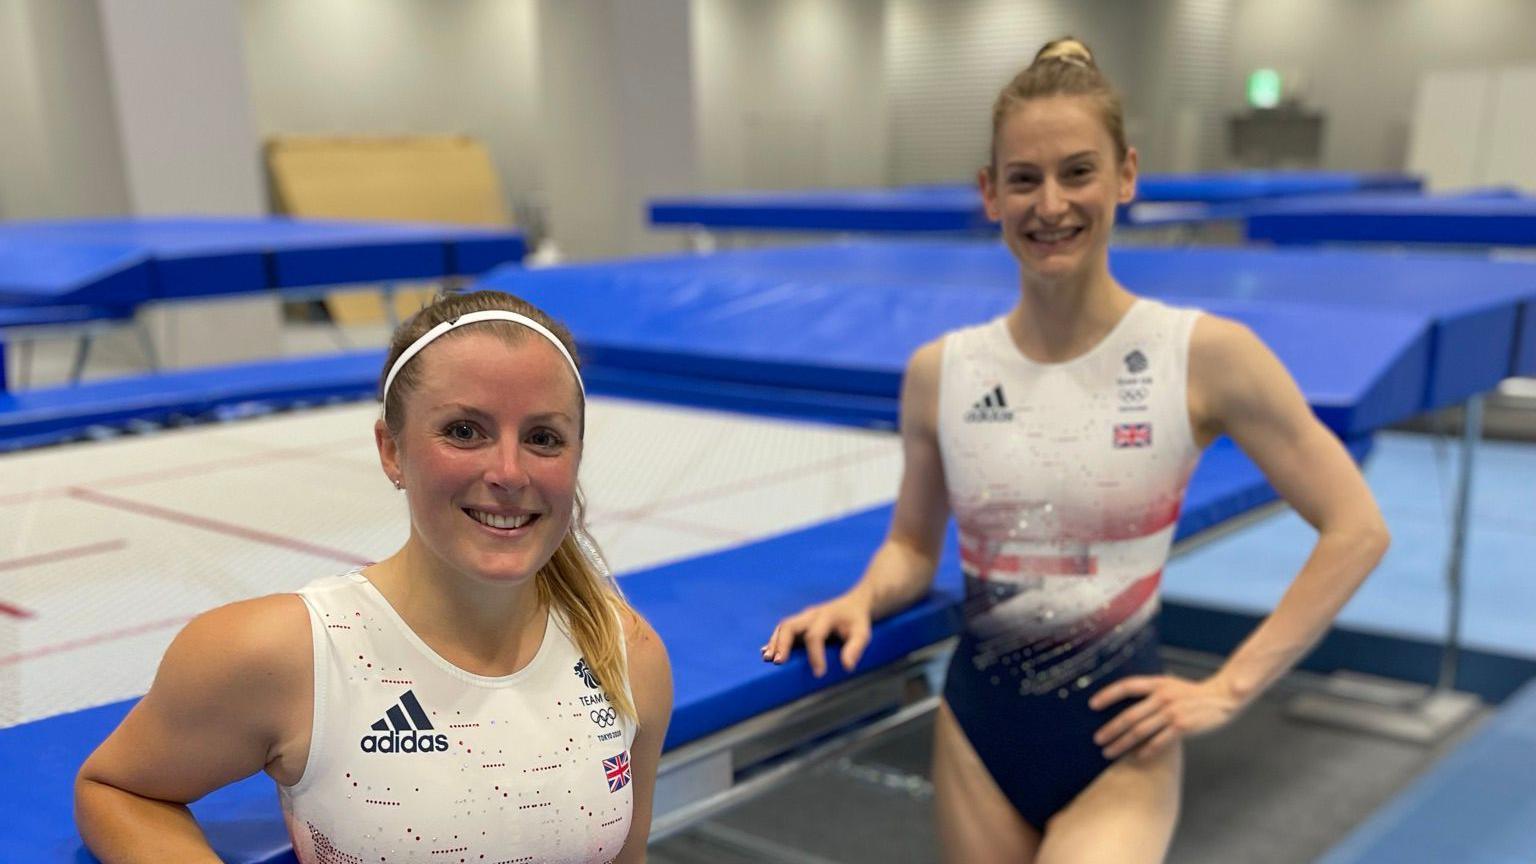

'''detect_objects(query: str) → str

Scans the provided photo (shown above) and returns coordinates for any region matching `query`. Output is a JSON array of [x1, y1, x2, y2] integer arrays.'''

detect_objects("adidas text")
[[360, 731, 451, 754], [965, 406, 1014, 422]]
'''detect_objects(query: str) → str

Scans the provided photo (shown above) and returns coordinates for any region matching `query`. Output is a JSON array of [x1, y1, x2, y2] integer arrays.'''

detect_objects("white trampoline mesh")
[[0, 397, 901, 728]]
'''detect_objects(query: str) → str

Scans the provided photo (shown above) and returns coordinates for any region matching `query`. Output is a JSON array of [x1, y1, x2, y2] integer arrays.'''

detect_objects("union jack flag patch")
[[1114, 422, 1152, 448], [603, 751, 631, 793]]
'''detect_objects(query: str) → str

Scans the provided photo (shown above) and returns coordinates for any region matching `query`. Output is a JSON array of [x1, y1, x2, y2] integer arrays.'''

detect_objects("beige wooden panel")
[[266, 135, 511, 323]]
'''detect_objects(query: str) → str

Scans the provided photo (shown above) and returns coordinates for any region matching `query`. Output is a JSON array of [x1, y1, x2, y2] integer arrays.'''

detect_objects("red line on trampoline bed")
[[0, 614, 190, 667], [0, 539, 128, 573], [66, 487, 370, 566], [93, 442, 363, 491], [0, 539, 129, 619], [605, 444, 894, 522], [0, 439, 365, 509]]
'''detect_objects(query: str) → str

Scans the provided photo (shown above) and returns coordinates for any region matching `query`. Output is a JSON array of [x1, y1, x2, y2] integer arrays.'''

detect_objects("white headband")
[[380, 310, 584, 420]]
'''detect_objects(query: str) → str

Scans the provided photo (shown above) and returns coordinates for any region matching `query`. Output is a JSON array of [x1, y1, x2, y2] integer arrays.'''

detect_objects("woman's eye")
[[528, 429, 563, 449], [445, 422, 480, 442]]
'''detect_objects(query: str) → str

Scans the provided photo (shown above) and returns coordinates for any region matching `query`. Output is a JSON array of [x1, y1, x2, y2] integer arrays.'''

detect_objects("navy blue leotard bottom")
[[941, 619, 1164, 832]]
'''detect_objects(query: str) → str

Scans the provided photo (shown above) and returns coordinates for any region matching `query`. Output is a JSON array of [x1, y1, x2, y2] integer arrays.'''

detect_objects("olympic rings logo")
[[1119, 387, 1148, 403], [590, 707, 617, 728]]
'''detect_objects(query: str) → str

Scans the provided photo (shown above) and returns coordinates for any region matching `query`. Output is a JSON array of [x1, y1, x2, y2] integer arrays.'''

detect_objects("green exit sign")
[[1248, 68, 1282, 109]]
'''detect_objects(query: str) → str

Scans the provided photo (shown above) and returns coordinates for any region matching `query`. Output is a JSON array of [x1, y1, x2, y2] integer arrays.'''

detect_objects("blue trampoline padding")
[[1519, 307, 1536, 377], [650, 187, 997, 233], [0, 218, 526, 303], [0, 431, 1294, 863], [1247, 195, 1536, 247], [1134, 171, 1421, 203], [0, 238, 152, 307], [1317, 677, 1536, 864], [0, 699, 297, 863], [0, 351, 386, 451], [484, 240, 1536, 419], [647, 174, 1423, 232], [257, 222, 520, 288], [481, 246, 1433, 437], [1113, 246, 1536, 408], [584, 365, 902, 429], [0, 305, 135, 329]]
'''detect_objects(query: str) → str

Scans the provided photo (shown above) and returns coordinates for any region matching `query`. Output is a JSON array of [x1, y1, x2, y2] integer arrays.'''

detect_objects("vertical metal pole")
[[68, 333, 94, 385], [382, 282, 400, 329], [135, 322, 161, 371], [1437, 395, 1482, 692]]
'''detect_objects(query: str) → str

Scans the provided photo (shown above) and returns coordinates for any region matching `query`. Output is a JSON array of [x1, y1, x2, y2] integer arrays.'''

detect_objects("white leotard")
[[280, 571, 635, 864], [937, 298, 1203, 693]]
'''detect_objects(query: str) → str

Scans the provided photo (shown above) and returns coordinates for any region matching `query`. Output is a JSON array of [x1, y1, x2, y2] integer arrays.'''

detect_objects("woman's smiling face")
[[378, 329, 583, 586], [981, 94, 1138, 282]]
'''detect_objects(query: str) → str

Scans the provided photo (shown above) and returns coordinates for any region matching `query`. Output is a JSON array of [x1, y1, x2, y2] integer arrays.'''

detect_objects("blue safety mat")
[[482, 240, 1536, 432], [1317, 678, 1536, 864], [0, 305, 134, 329], [11, 241, 1530, 445], [0, 218, 526, 304], [1106, 245, 1536, 400], [0, 238, 150, 307], [650, 186, 994, 233], [1134, 171, 1421, 203], [649, 173, 1422, 232], [1247, 195, 1536, 247], [0, 351, 386, 451], [0, 432, 1307, 863]]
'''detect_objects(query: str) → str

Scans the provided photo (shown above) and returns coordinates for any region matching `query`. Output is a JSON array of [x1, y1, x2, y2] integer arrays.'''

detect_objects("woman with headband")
[[77, 290, 672, 863], [765, 37, 1388, 862]]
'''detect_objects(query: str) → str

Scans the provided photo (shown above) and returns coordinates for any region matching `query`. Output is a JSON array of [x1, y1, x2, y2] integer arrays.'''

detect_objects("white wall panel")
[[1407, 69, 1497, 190], [240, 0, 544, 207], [98, 0, 263, 215], [882, 0, 1234, 183], [693, 0, 886, 192], [0, 0, 130, 219], [1231, 0, 1536, 172], [1482, 66, 1536, 192]]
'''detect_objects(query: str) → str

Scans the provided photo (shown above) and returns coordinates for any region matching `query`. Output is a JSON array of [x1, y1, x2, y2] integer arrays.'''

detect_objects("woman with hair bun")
[[77, 290, 672, 864], [766, 38, 1387, 862]]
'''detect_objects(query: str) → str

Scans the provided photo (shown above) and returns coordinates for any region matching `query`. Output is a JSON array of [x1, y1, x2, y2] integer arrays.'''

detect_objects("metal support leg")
[[1438, 395, 1481, 692], [134, 322, 161, 371], [68, 333, 94, 385], [1287, 397, 1483, 743], [382, 282, 400, 329], [17, 338, 33, 389], [688, 229, 717, 254]]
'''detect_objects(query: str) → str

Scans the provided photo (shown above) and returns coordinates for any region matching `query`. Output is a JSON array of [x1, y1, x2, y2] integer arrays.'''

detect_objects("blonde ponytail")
[[537, 492, 637, 723]]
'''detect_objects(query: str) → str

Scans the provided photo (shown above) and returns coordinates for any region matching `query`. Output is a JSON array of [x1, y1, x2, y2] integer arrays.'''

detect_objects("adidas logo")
[[359, 690, 451, 754], [964, 385, 1014, 422]]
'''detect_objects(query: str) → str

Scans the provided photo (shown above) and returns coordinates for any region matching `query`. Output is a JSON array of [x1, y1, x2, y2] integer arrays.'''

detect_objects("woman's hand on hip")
[[1089, 674, 1242, 760]]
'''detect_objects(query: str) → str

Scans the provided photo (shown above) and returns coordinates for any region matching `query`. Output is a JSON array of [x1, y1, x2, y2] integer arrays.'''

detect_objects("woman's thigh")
[[931, 700, 1042, 864], [1035, 741, 1183, 864]]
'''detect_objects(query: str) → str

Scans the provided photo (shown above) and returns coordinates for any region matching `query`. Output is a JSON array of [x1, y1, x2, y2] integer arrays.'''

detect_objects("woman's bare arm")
[[75, 594, 312, 863]]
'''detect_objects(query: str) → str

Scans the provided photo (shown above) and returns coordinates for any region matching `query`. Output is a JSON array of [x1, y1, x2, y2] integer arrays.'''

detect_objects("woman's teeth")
[[468, 510, 534, 530], [1029, 227, 1082, 243]]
